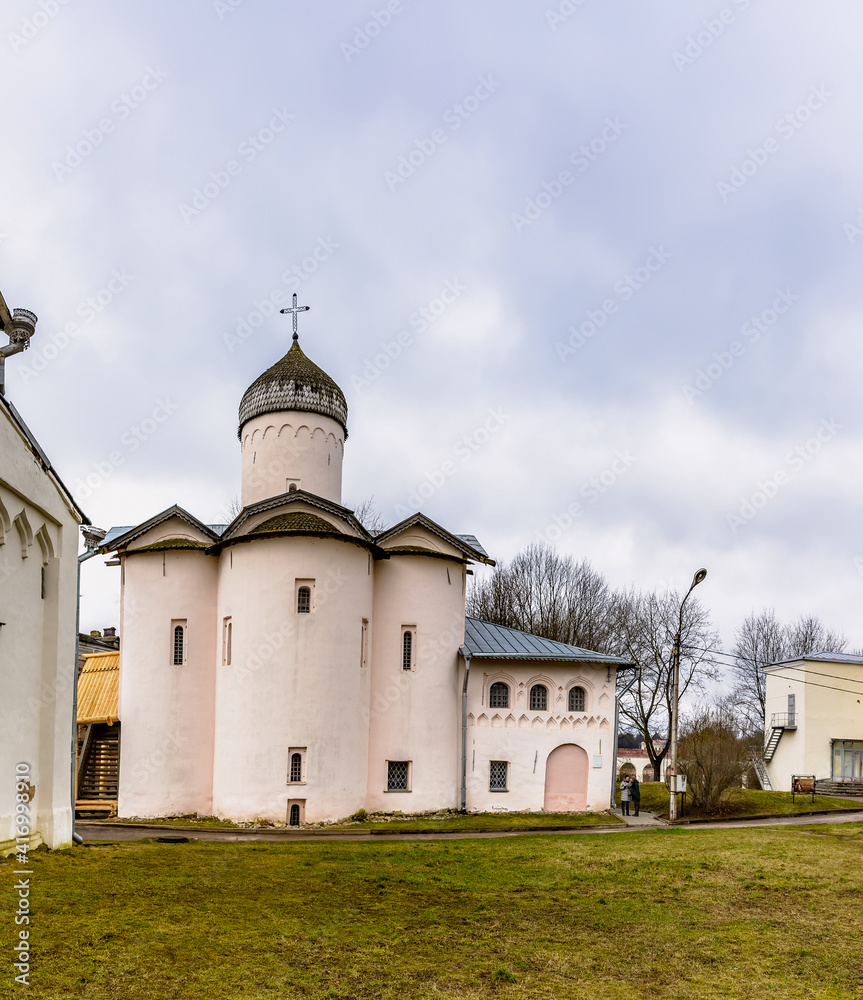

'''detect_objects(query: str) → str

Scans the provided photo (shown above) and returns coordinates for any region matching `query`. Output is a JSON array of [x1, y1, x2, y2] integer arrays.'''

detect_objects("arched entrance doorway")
[[543, 744, 589, 812]]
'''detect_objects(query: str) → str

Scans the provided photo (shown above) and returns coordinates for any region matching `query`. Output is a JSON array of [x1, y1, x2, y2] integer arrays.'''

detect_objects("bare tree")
[[611, 587, 720, 785], [466, 543, 615, 650], [731, 609, 846, 736], [678, 697, 748, 814], [223, 495, 243, 521], [352, 496, 388, 535]]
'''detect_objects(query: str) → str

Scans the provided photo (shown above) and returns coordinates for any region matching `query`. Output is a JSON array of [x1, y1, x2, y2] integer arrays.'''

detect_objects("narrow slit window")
[[290, 753, 302, 783], [222, 617, 232, 666], [297, 586, 311, 614], [360, 619, 369, 669], [173, 625, 185, 665], [402, 630, 413, 671]]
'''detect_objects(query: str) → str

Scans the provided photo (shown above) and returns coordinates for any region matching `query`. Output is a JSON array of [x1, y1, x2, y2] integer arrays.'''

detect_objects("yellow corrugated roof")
[[77, 651, 119, 725]]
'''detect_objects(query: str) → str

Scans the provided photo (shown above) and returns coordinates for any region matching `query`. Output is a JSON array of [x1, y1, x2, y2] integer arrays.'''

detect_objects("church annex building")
[[103, 306, 635, 824]]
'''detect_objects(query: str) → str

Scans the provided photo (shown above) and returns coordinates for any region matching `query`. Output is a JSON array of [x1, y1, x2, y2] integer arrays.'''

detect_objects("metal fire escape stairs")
[[750, 713, 797, 790]]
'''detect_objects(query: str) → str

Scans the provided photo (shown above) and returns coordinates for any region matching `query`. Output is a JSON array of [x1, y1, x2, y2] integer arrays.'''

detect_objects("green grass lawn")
[[93, 810, 621, 833], [347, 810, 620, 832], [4, 826, 863, 999], [635, 782, 862, 820]]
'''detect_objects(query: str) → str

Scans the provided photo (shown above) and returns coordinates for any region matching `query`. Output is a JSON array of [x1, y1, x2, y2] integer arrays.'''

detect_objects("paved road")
[[76, 809, 863, 844]]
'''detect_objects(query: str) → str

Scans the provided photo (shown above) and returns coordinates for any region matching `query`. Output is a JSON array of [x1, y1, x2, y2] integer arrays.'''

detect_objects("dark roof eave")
[[207, 528, 390, 558]]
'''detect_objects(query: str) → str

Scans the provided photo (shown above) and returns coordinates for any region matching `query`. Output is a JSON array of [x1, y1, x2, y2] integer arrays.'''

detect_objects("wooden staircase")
[[76, 723, 119, 815]]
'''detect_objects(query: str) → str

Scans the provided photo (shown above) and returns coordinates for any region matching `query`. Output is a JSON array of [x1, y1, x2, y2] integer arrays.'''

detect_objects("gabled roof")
[[462, 617, 635, 665], [220, 489, 370, 542], [77, 651, 119, 725], [100, 505, 222, 552], [375, 513, 494, 565]]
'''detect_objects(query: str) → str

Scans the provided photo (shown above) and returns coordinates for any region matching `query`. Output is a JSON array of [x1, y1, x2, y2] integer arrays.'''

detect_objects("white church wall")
[[1, 408, 81, 854], [365, 553, 465, 814], [240, 412, 344, 506], [117, 548, 218, 818], [464, 664, 615, 813], [212, 534, 373, 823]]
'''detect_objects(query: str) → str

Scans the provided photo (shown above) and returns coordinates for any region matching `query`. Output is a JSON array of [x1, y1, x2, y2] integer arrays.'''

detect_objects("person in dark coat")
[[620, 775, 631, 816], [629, 775, 641, 816]]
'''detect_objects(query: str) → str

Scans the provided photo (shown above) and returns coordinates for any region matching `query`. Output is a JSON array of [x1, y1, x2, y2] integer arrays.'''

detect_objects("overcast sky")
[[3, 0, 862, 664]]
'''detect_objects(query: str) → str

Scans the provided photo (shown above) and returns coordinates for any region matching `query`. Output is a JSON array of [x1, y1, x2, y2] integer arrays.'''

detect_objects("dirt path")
[[75, 809, 863, 844]]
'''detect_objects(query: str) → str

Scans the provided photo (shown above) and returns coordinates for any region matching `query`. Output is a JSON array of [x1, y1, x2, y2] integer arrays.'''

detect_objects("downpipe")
[[459, 647, 471, 813]]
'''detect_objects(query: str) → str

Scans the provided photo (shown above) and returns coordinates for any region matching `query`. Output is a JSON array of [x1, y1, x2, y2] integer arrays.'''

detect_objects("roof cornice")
[[376, 513, 494, 565], [100, 504, 220, 552]]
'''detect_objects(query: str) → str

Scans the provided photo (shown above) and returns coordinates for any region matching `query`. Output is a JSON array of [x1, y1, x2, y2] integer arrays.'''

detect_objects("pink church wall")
[[212, 534, 373, 823], [365, 545, 465, 813], [118, 537, 218, 819]]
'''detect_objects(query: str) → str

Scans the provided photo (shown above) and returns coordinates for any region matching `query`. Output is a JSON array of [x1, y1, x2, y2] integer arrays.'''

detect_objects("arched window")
[[297, 586, 311, 614], [568, 686, 586, 712], [290, 753, 302, 783], [289, 804, 300, 826], [172, 625, 184, 665], [529, 684, 548, 711], [402, 630, 413, 671], [489, 682, 509, 709]]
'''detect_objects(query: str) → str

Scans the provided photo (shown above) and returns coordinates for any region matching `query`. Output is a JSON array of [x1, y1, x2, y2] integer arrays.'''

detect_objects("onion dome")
[[238, 342, 348, 438]]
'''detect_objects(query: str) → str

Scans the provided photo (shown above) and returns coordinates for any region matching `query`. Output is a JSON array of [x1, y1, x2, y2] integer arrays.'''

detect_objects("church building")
[[103, 302, 634, 824]]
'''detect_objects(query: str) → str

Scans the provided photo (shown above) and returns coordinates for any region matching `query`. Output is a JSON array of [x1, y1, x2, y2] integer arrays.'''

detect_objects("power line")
[[685, 646, 863, 686], [764, 673, 863, 698]]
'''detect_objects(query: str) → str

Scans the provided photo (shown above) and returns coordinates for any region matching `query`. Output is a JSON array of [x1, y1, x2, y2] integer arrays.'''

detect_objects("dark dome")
[[238, 342, 348, 438]]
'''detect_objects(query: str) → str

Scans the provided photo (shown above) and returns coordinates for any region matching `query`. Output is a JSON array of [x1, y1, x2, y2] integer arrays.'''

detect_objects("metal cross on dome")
[[280, 293, 310, 342]]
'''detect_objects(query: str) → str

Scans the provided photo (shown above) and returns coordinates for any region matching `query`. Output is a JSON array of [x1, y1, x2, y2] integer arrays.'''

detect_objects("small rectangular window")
[[222, 617, 232, 666], [171, 620, 187, 665], [387, 760, 410, 791], [489, 760, 508, 792]]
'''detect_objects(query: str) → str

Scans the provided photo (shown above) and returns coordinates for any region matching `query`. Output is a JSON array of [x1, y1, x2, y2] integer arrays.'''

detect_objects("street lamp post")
[[668, 567, 707, 823]]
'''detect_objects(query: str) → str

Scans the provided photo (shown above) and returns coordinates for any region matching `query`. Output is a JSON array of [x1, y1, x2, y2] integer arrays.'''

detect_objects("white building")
[[0, 301, 89, 855], [104, 319, 635, 824], [764, 653, 863, 791]]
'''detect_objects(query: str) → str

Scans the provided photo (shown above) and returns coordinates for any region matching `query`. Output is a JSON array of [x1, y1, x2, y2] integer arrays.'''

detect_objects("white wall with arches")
[[465, 661, 617, 812]]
